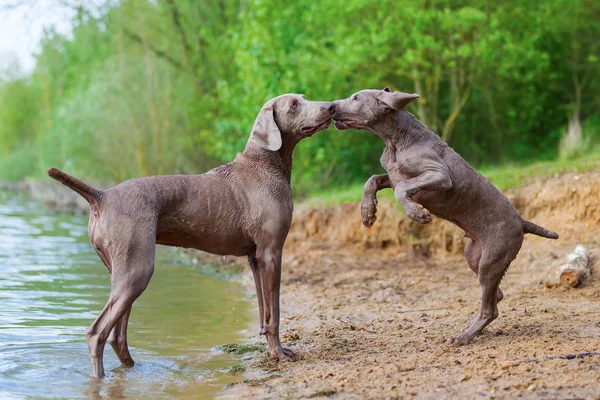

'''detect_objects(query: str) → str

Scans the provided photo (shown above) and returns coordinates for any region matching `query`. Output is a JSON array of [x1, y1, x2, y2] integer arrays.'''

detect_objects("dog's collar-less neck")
[[370, 112, 406, 143], [242, 140, 296, 184], [372, 111, 438, 151]]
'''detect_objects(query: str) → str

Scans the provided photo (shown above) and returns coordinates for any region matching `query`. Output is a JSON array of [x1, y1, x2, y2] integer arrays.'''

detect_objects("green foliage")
[[0, 0, 598, 196], [480, 150, 600, 190]]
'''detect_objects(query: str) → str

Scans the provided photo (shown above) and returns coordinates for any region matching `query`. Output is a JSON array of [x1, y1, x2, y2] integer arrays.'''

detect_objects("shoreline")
[[4, 168, 600, 398], [0, 183, 262, 398]]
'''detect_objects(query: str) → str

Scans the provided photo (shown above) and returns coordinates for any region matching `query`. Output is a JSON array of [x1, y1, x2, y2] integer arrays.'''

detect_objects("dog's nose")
[[325, 103, 335, 115]]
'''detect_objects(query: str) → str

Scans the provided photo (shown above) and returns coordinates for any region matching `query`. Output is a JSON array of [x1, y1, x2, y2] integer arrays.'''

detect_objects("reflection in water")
[[0, 192, 254, 399]]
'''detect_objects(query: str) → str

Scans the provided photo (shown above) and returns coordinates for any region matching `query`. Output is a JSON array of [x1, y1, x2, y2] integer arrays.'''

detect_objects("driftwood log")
[[559, 245, 592, 287]]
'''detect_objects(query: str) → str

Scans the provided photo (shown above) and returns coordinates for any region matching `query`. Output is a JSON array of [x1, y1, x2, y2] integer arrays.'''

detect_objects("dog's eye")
[[290, 100, 298, 109], [353, 95, 360, 102]]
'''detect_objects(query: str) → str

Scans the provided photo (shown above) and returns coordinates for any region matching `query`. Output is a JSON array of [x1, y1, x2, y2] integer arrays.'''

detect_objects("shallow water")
[[0, 192, 254, 399]]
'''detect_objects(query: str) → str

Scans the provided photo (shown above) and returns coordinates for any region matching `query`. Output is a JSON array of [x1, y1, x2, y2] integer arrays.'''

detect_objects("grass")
[[302, 181, 395, 207], [303, 149, 600, 207], [219, 342, 287, 373], [218, 342, 266, 355], [229, 362, 246, 374], [219, 341, 287, 374], [254, 354, 282, 372], [478, 150, 600, 190]]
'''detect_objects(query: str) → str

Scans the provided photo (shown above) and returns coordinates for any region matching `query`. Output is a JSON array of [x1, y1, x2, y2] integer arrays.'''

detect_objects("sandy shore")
[[220, 169, 600, 399]]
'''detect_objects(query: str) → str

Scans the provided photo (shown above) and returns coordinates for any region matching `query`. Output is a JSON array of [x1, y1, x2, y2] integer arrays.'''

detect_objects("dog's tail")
[[523, 220, 559, 239], [48, 168, 103, 206]]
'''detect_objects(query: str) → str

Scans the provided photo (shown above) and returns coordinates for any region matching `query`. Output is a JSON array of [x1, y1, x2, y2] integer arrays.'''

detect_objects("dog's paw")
[[405, 203, 432, 224], [271, 347, 298, 362], [446, 335, 473, 346], [281, 347, 298, 361], [360, 198, 378, 228]]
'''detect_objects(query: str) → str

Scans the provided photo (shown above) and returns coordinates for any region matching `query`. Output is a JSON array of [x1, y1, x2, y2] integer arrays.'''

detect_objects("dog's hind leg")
[[449, 234, 522, 345], [95, 247, 135, 367], [462, 238, 483, 331], [465, 238, 503, 303], [86, 227, 156, 378], [107, 305, 134, 366], [464, 238, 482, 275]]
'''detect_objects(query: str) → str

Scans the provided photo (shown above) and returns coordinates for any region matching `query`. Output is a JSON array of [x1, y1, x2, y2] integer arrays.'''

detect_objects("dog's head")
[[332, 87, 419, 132], [250, 94, 335, 151]]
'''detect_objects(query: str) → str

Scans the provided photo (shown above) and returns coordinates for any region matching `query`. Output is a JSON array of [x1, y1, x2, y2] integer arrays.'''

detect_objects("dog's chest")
[[380, 147, 396, 172], [380, 148, 419, 182]]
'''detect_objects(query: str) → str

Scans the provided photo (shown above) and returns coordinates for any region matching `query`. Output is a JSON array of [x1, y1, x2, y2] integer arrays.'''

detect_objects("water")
[[0, 192, 254, 399]]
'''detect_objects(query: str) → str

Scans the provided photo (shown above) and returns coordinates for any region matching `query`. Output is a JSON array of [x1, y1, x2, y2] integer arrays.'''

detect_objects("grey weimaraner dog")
[[49, 94, 335, 378], [332, 87, 558, 345]]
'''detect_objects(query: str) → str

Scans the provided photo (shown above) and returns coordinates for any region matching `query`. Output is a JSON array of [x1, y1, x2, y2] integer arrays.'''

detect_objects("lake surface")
[[0, 191, 254, 399]]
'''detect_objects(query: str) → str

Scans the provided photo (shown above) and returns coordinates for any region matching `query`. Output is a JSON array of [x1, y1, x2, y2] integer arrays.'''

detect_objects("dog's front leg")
[[256, 246, 297, 361], [248, 253, 265, 334], [394, 168, 452, 224], [361, 174, 391, 227]]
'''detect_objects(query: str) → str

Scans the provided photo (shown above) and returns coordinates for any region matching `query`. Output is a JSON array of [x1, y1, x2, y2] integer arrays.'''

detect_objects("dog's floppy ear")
[[250, 106, 282, 151], [379, 90, 420, 110]]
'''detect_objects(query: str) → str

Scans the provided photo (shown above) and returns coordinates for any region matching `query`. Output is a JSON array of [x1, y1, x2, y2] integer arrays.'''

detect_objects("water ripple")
[[0, 192, 253, 399]]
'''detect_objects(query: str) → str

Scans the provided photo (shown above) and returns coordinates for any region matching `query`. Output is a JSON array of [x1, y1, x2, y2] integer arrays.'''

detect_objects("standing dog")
[[49, 94, 335, 377], [332, 87, 558, 345]]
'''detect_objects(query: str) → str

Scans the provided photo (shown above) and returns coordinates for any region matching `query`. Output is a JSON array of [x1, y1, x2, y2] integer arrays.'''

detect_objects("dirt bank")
[[288, 169, 599, 257], [221, 169, 600, 399]]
